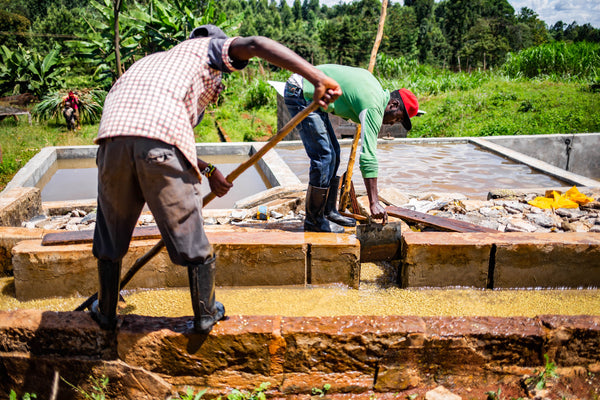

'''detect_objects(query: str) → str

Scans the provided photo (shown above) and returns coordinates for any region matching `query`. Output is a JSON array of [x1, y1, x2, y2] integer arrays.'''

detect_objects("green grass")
[[0, 116, 99, 190], [408, 80, 600, 138]]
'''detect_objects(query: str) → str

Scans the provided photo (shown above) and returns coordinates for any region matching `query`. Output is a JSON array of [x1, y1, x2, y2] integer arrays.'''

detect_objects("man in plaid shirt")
[[91, 25, 341, 333]]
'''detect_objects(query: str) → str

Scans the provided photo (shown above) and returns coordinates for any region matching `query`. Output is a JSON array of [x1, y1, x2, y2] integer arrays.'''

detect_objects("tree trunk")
[[114, 0, 124, 78], [367, 0, 388, 73]]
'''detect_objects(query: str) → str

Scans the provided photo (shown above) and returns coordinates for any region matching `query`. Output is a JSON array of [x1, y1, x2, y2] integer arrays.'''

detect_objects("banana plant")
[[66, 0, 140, 87], [129, 0, 239, 52], [0, 45, 66, 97], [26, 47, 65, 95]]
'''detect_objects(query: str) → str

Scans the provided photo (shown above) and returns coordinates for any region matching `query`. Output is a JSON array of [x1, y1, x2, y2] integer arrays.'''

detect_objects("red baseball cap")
[[393, 88, 419, 131]]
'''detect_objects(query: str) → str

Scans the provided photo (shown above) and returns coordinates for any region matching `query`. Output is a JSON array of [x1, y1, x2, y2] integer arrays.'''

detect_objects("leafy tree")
[[564, 22, 600, 43], [437, 0, 479, 69], [382, 4, 418, 60], [507, 22, 533, 51], [516, 7, 549, 46], [302, 0, 320, 21], [0, 10, 30, 49], [3, 0, 88, 21], [31, 6, 88, 54], [320, 15, 368, 65], [460, 18, 509, 70], [280, 22, 324, 64], [292, 0, 301, 21], [279, 0, 293, 26], [405, 0, 434, 24], [424, 23, 452, 67], [549, 21, 566, 41]]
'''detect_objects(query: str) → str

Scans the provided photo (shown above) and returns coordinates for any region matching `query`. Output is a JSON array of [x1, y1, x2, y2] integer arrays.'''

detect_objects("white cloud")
[[509, 0, 600, 27], [312, 0, 600, 28]]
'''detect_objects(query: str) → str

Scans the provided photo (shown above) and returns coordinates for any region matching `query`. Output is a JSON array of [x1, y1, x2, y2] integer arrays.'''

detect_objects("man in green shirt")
[[284, 64, 419, 232]]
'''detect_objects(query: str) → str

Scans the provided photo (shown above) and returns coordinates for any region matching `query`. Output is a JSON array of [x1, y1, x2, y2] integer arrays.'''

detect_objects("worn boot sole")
[[304, 220, 344, 233], [326, 213, 357, 227], [194, 301, 226, 334]]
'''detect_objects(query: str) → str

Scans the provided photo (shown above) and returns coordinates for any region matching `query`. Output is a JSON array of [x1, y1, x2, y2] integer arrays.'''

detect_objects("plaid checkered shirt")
[[96, 36, 244, 177]]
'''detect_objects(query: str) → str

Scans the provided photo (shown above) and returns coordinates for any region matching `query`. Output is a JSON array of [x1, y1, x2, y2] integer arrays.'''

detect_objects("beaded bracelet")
[[202, 163, 216, 178]]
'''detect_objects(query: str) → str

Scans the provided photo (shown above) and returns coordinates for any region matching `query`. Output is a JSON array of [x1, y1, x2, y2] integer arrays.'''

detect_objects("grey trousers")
[[92, 136, 212, 266]]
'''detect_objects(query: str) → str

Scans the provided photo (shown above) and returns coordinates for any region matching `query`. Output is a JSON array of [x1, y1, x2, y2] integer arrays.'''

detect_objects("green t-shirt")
[[302, 64, 389, 178]]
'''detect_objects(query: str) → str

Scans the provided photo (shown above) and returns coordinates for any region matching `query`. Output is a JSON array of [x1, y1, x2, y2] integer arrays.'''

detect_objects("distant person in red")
[[62, 91, 81, 130]]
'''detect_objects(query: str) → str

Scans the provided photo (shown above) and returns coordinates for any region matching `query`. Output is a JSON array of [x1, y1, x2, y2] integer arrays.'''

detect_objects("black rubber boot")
[[90, 259, 121, 330], [305, 184, 344, 233], [325, 176, 356, 227], [188, 256, 225, 334]]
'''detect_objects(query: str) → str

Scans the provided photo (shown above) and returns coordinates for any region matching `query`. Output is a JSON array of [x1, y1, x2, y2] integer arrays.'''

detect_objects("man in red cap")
[[284, 64, 419, 230]]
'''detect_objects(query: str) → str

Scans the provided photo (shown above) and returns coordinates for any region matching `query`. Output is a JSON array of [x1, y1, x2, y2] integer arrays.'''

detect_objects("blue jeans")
[[284, 82, 340, 188]]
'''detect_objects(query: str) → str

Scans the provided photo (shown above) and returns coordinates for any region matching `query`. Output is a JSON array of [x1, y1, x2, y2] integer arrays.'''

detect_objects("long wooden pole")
[[339, 0, 388, 212], [368, 0, 388, 73], [339, 124, 360, 211], [75, 101, 320, 312]]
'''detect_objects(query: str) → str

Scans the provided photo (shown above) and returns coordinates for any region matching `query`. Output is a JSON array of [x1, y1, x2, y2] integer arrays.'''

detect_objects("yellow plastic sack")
[[528, 186, 594, 210], [565, 186, 594, 205]]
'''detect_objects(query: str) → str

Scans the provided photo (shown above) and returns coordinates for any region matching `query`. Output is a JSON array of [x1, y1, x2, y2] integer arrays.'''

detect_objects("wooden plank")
[[386, 205, 497, 233], [42, 225, 161, 246], [42, 204, 496, 246]]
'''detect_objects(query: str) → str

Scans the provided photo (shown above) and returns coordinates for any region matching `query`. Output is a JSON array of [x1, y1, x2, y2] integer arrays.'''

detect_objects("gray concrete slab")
[[470, 137, 600, 188]]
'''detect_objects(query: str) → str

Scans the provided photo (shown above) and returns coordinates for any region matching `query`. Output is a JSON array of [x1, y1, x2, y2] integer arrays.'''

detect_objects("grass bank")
[[408, 79, 600, 138]]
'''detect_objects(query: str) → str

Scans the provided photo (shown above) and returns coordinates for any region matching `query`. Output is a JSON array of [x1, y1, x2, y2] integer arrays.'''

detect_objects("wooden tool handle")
[[203, 100, 320, 205]]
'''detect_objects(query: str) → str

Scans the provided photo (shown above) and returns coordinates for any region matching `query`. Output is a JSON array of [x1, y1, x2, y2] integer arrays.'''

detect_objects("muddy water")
[[2, 264, 598, 317], [35, 155, 271, 209], [277, 142, 567, 199]]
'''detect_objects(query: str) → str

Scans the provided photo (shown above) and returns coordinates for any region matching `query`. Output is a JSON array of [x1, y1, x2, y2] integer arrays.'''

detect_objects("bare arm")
[[229, 36, 341, 108]]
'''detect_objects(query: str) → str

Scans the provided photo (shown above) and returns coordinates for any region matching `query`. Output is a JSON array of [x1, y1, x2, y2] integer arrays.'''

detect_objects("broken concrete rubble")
[[18, 186, 600, 235]]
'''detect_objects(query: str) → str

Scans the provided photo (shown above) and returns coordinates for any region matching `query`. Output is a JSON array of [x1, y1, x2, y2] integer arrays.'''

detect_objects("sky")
[[315, 0, 600, 28]]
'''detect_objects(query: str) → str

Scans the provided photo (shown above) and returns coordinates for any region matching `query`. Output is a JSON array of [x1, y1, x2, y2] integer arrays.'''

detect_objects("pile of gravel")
[[22, 187, 600, 234]]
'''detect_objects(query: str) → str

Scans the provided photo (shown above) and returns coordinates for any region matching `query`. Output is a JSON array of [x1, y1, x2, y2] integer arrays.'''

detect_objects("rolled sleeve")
[[208, 37, 248, 72]]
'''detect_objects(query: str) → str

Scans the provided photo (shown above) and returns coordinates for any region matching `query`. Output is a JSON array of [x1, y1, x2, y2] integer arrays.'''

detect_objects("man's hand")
[[208, 168, 232, 197], [369, 202, 388, 225], [364, 177, 387, 225], [312, 75, 342, 109]]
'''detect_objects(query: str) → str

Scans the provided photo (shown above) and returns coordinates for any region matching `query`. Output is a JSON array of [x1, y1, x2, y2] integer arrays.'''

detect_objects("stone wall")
[[1, 310, 599, 399], [0, 227, 54, 274], [400, 231, 600, 289], [0, 187, 41, 228], [11, 226, 360, 300]]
